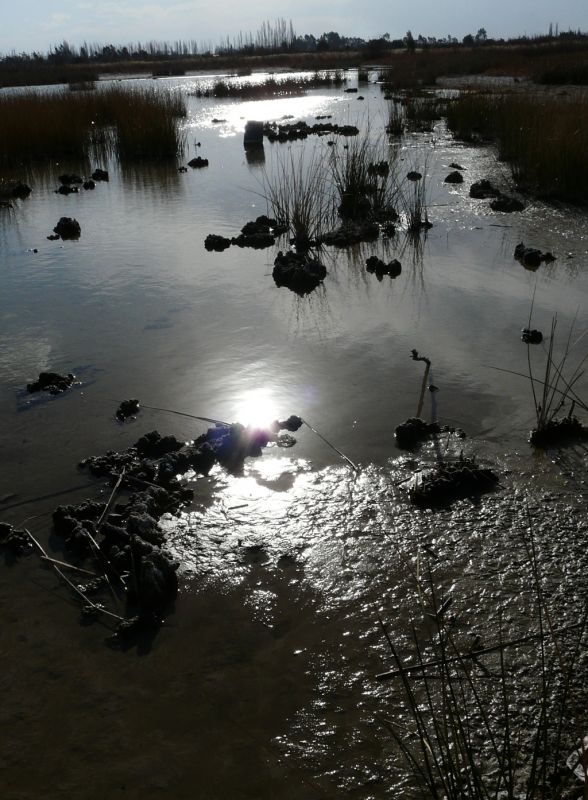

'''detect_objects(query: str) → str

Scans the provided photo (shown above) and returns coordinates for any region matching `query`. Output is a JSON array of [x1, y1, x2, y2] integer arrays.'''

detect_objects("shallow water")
[[1, 72, 587, 798]]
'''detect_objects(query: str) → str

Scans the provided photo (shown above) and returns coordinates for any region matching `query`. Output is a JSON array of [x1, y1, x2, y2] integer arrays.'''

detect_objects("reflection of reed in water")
[[119, 161, 184, 197], [245, 145, 265, 169]]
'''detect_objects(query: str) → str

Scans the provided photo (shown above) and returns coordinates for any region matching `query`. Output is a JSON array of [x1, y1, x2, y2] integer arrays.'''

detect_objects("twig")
[[412, 349, 431, 418], [40, 556, 99, 577], [125, 401, 230, 427], [23, 529, 124, 622], [376, 619, 587, 680], [302, 419, 359, 471]]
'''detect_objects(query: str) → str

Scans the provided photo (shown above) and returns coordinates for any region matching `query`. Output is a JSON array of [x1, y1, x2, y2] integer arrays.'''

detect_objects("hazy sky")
[[1, 0, 588, 54]]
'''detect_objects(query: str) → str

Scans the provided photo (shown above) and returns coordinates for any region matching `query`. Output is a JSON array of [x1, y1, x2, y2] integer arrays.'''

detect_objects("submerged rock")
[[366, 256, 402, 279], [83, 180, 95, 190], [448, 162, 465, 170], [188, 156, 209, 168], [272, 250, 327, 294], [53, 217, 81, 239], [56, 185, 79, 195], [406, 171, 422, 182], [27, 371, 75, 394]]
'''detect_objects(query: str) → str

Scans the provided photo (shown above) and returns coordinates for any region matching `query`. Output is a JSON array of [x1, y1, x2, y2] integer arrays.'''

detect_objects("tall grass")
[[261, 147, 335, 249], [0, 87, 186, 166], [378, 538, 588, 799], [445, 91, 588, 203], [329, 134, 400, 221]]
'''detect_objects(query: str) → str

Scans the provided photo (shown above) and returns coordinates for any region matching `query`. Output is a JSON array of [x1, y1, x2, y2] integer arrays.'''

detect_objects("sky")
[[1, 0, 588, 55]]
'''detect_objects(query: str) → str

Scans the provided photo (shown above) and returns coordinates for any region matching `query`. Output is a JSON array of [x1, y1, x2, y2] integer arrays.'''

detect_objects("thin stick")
[[119, 401, 230, 427], [412, 350, 431, 418], [40, 556, 99, 577], [302, 419, 359, 471], [484, 365, 588, 412], [376, 619, 587, 680], [24, 529, 124, 622]]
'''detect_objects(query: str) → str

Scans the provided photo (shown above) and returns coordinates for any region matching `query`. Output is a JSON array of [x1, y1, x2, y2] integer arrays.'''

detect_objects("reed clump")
[[445, 90, 588, 203], [261, 148, 335, 249], [0, 87, 186, 166], [378, 543, 588, 799], [329, 134, 400, 222], [193, 70, 345, 99]]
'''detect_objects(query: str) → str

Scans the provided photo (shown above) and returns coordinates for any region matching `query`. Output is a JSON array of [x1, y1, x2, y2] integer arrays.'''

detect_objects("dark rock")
[[211, 118, 226, 124], [449, 162, 465, 170], [409, 457, 499, 506], [273, 251, 327, 294], [116, 399, 140, 421], [321, 221, 380, 247], [276, 415, 303, 432], [530, 416, 588, 448], [263, 120, 359, 143], [0, 523, 32, 554], [240, 215, 287, 237], [444, 170, 464, 184], [53, 217, 81, 239], [178, 166, 188, 173], [204, 234, 231, 252], [395, 417, 441, 448], [27, 371, 75, 394], [521, 328, 543, 344], [11, 183, 32, 199], [56, 185, 79, 195], [366, 256, 402, 279], [91, 169, 109, 181], [47, 234, 60, 240], [469, 179, 500, 199], [513, 242, 553, 269], [135, 551, 178, 614], [135, 430, 184, 459], [58, 173, 83, 185], [231, 232, 275, 249], [490, 194, 525, 212], [345, 87, 358, 93], [338, 192, 372, 220], [83, 180, 95, 190], [367, 161, 390, 177], [357, 95, 365, 100], [188, 156, 209, 168], [406, 171, 422, 182]]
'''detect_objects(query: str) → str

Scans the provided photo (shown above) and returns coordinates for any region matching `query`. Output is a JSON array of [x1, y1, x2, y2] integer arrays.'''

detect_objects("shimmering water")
[[1, 72, 587, 799]]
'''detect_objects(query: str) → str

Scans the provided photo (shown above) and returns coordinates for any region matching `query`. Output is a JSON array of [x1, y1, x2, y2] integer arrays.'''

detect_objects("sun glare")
[[235, 388, 280, 429]]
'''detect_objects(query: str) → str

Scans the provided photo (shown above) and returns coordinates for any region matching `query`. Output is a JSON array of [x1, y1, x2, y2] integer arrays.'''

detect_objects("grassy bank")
[[0, 87, 186, 165], [445, 91, 588, 203]]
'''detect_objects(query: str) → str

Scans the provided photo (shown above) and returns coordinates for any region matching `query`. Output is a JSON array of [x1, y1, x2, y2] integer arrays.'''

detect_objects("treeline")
[[1, 18, 588, 67]]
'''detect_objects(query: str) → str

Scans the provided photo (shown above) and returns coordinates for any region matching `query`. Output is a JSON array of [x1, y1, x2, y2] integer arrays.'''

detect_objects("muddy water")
[[1, 73, 587, 798]]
